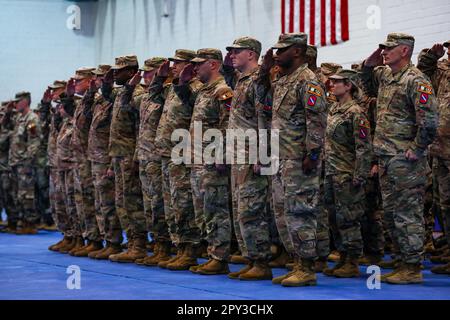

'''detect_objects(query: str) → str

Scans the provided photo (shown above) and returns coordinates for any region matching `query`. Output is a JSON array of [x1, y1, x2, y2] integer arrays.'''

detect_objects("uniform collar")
[[330, 99, 356, 114], [388, 61, 412, 83], [237, 66, 259, 83], [200, 75, 224, 92], [281, 63, 309, 83]]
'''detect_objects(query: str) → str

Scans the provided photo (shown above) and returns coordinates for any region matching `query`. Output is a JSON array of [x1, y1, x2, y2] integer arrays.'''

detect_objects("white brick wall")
[[1, 0, 449, 102]]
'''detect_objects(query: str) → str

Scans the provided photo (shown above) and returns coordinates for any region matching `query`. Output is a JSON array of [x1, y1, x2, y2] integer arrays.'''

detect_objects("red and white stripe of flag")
[[281, 0, 349, 47]]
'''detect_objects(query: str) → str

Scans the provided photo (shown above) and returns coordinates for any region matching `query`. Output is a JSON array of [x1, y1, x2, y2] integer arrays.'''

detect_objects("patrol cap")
[[443, 40, 450, 48], [191, 48, 223, 63], [141, 57, 167, 72], [168, 49, 196, 62], [328, 69, 358, 81], [351, 63, 361, 71], [320, 62, 343, 76], [48, 80, 67, 90], [306, 45, 318, 58], [1, 101, 10, 106], [379, 32, 415, 49], [73, 67, 95, 80], [226, 36, 262, 56], [92, 64, 112, 76], [14, 91, 31, 102], [272, 33, 308, 49], [111, 55, 139, 70]]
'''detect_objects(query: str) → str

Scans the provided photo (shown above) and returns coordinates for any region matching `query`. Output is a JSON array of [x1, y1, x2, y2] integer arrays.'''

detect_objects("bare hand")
[[128, 71, 142, 86], [157, 60, 170, 78], [302, 157, 318, 175], [224, 52, 233, 67], [66, 78, 76, 97], [365, 48, 383, 67], [261, 49, 275, 74], [106, 168, 114, 178], [370, 165, 379, 177], [180, 64, 195, 85], [103, 69, 114, 84], [405, 149, 419, 162], [42, 88, 52, 103], [430, 43, 445, 59]]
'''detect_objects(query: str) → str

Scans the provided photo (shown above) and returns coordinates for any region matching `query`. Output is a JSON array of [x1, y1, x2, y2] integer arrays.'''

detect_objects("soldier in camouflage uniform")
[[108, 55, 147, 263], [55, 92, 84, 253], [0, 103, 17, 232], [142, 52, 204, 270], [361, 33, 438, 284], [321, 69, 373, 278], [172, 49, 233, 274], [221, 37, 273, 280], [59, 68, 103, 256], [132, 57, 173, 267], [84, 65, 124, 260], [258, 33, 327, 287], [417, 40, 450, 274], [8, 92, 42, 234]]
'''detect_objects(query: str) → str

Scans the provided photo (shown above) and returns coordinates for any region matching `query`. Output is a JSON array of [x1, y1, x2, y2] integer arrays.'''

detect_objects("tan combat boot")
[[272, 261, 300, 284], [358, 254, 383, 266], [73, 240, 103, 257], [68, 237, 85, 255], [385, 263, 423, 284], [333, 256, 360, 278], [239, 260, 273, 281], [141, 241, 172, 266], [378, 257, 401, 269], [430, 249, 450, 263], [327, 250, 340, 262], [95, 242, 123, 260], [269, 249, 291, 268], [378, 262, 404, 282], [281, 259, 317, 287], [228, 263, 253, 279], [110, 236, 147, 263], [431, 262, 450, 275], [4, 221, 18, 234], [159, 245, 184, 269], [48, 236, 67, 251], [323, 252, 347, 276], [88, 241, 110, 259], [195, 259, 230, 275], [16, 221, 38, 235], [314, 256, 328, 273], [167, 243, 198, 271], [58, 237, 79, 254], [136, 242, 159, 265], [53, 236, 73, 252]]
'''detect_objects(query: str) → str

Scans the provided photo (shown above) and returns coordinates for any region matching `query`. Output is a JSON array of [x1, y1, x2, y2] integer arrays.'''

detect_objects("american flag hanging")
[[281, 0, 349, 47]]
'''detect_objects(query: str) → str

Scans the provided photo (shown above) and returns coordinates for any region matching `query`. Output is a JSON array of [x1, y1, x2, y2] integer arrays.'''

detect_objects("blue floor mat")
[[0, 231, 449, 300]]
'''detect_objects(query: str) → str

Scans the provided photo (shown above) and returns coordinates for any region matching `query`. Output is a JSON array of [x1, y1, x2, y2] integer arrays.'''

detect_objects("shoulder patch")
[[326, 92, 337, 102], [417, 82, 433, 95], [307, 95, 317, 107], [307, 84, 323, 97], [359, 118, 370, 129], [216, 88, 233, 101]]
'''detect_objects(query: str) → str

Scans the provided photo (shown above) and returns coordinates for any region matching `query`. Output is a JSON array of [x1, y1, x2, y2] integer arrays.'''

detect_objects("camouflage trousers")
[[200, 165, 231, 261], [191, 165, 206, 240], [167, 159, 200, 245], [431, 157, 444, 236], [378, 155, 426, 264], [57, 169, 81, 237], [49, 167, 64, 231], [231, 166, 246, 254], [34, 165, 51, 223], [231, 164, 271, 261], [276, 159, 320, 260], [434, 157, 450, 245], [324, 174, 364, 257], [361, 175, 385, 256], [271, 169, 295, 254], [11, 165, 40, 224], [74, 159, 100, 241], [92, 161, 123, 244], [317, 163, 331, 258], [113, 157, 144, 239], [139, 159, 170, 243], [0, 170, 17, 223]]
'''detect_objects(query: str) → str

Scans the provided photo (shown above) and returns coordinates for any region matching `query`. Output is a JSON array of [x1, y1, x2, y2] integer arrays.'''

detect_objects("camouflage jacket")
[[153, 77, 203, 159], [109, 84, 145, 158], [257, 63, 327, 160], [0, 125, 11, 171], [47, 108, 63, 168], [69, 94, 94, 162], [56, 117, 76, 170], [361, 62, 438, 157], [87, 90, 115, 164], [417, 51, 450, 159], [8, 110, 41, 167], [325, 100, 373, 179], [35, 101, 52, 167], [176, 76, 232, 164]]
